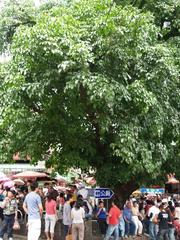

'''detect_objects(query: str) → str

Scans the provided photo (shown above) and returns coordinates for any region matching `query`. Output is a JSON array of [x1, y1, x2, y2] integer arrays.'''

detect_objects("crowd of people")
[[0, 180, 179, 240], [96, 195, 180, 240]]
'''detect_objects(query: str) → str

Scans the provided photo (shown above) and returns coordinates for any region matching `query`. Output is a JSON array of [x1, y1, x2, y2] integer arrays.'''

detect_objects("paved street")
[[4, 235, 25, 240], [12, 235, 149, 240], [14, 236, 25, 240]]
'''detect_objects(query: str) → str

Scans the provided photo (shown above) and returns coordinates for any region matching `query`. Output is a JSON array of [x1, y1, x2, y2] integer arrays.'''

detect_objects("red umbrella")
[[12, 171, 47, 179]]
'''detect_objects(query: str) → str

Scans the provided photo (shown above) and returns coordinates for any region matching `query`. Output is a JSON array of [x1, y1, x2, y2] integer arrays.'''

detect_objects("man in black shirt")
[[157, 204, 171, 240], [166, 201, 175, 240]]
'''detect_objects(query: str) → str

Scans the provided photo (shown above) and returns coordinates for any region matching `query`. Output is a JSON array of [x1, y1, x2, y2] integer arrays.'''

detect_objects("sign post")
[[94, 188, 114, 199]]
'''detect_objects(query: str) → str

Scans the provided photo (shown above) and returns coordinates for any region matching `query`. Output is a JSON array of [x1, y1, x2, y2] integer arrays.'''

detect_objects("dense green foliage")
[[0, 0, 69, 51], [116, 0, 180, 41], [0, 0, 36, 52], [0, 0, 179, 191]]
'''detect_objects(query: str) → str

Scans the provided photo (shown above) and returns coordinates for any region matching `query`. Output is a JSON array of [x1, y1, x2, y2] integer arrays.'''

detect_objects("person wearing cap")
[[0, 190, 18, 240], [23, 182, 43, 240]]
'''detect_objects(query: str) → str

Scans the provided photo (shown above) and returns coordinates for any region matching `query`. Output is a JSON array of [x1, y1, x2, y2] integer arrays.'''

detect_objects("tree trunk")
[[113, 181, 139, 208]]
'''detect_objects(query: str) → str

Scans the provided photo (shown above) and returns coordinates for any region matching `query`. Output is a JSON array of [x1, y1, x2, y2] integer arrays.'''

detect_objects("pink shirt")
[[45, 199, 56, 215]]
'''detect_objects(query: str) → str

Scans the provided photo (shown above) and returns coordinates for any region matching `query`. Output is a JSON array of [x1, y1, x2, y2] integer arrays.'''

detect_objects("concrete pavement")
[[12, 235, 148, 240]]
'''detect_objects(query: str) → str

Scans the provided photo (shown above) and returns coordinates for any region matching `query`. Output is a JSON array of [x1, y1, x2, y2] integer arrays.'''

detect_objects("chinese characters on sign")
[[140, 188, 165, 194], [94, 188, 114, 199]]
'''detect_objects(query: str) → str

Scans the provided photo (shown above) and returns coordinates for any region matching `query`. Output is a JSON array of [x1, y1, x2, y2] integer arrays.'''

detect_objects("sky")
[[0, 0, 4, 9]]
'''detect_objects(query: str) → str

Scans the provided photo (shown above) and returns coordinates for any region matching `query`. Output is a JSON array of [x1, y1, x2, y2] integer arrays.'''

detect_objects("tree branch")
[[5, 20, 36, 43]]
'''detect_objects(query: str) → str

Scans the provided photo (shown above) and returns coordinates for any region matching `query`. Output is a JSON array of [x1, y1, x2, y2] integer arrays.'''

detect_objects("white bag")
[[13, 219, 20, 230]]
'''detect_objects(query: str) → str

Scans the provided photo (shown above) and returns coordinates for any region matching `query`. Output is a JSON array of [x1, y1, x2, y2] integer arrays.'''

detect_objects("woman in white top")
[[131, 201, 143, 236], [71, 200, 85, 240]]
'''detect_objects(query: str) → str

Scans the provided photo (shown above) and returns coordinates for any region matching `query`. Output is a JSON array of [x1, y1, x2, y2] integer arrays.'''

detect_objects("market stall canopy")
[[13, 171, 47, 179]]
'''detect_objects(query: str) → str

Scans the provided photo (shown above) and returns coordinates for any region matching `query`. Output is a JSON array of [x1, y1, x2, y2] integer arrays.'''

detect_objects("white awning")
[[0, 162, 46, 174]]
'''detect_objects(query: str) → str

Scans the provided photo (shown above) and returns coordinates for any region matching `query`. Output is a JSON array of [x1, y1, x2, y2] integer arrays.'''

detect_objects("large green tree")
[[0, 0, 179, 200]]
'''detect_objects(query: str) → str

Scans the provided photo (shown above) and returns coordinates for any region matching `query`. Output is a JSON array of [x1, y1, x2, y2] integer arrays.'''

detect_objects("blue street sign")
[[94, 188, 114, 199], [140, 188, 165, 194]]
